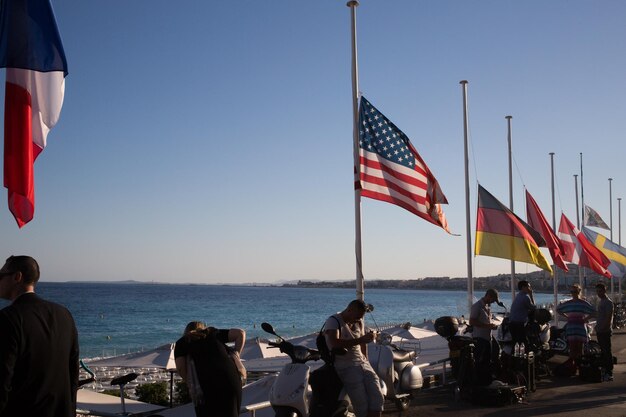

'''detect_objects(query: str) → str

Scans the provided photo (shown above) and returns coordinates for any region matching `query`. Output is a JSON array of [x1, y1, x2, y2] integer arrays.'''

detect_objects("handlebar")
[[262, 324, 320, 363], [78, 359, 96, 388]]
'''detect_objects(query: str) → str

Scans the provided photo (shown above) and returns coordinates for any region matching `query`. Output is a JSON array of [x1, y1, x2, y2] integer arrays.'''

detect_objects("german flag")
[[475, 185, 553, 273]]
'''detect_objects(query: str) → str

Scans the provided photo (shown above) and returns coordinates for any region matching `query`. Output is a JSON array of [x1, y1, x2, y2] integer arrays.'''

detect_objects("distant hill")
[[284, 264, 619, 293]]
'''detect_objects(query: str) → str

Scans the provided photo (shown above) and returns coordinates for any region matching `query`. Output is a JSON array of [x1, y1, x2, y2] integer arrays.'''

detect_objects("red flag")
[[525, 191, 569, 272], [558, 213, 611, 278]]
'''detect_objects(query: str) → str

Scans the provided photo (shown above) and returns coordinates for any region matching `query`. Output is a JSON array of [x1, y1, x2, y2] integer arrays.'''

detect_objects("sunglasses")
[[0, 271, 14, 279]]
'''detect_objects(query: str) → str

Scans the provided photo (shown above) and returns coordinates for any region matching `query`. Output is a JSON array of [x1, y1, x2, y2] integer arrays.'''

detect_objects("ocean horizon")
[[1, 282, 561, 359]]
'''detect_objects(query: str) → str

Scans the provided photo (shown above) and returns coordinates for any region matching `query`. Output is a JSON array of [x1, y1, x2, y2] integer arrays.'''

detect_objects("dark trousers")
[[509, 322, 527, 346], [596, 331, 613, 373], [473, 337, 492, 385]]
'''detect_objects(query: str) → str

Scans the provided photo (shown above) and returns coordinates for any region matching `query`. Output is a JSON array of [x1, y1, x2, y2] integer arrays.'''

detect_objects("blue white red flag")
[[0, 0, 67, 227], [358, 96, 450, 232]]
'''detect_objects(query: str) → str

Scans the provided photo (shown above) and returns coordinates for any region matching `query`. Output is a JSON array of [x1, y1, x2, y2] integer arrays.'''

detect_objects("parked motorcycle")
[[549, 323, 602, 357], [498, 307, 552, 377], [434, 316, 475, 401], [261, 322, 350, 417], [368, 331, 423, 410]]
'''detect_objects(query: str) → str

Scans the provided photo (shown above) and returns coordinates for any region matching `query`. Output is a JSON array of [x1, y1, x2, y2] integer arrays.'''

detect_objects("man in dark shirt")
[[470, 289, 499, 385], [509, 280, 536, 346], [0, 255, 79, 417], [595, 282, 614, 381]]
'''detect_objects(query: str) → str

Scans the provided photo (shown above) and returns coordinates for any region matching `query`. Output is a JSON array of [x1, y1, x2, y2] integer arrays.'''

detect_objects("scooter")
[[261, 322, 351, 417], [549, 322, 602, 357], [434, 316, 475, 401], [365, 306, 423, 411], [498, 307, 552, 378]]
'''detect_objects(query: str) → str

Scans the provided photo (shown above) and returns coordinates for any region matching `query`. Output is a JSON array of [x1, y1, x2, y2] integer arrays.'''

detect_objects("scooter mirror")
[[261, 322, 277, 335], [365, 303, 374, 313]]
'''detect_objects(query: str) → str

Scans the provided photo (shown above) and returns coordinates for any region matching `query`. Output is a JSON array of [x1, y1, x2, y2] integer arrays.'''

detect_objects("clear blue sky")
[[1, 0, 625, 283]]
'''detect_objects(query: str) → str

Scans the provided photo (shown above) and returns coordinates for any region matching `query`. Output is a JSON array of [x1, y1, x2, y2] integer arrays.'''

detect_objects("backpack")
[[316, 315, 341, 364]]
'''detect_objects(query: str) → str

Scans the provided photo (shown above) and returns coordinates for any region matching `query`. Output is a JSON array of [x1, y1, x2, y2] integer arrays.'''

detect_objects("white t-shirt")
[[324, 313, 366, 369]]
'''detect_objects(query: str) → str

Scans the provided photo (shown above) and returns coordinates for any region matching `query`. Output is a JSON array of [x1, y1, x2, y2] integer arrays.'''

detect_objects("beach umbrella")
[[86, 343, 177, 370], [86, 343, 177, 406], [77, 389, 166, 416]]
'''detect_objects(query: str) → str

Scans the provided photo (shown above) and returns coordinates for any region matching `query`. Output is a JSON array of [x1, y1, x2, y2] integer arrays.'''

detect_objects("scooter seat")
[[392, 350, 416, 362]]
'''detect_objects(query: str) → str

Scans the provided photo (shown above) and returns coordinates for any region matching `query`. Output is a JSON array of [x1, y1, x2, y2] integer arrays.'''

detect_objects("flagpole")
[[580, 153, 587, 292], [574, 173, 580, 292], [461, 80, 473, 313], [550, 153, 558, 325], [617, 197, 622, 299], [507, 116, 516, 302], [347, 0, 364, 301], [609, 177, 614, 297]]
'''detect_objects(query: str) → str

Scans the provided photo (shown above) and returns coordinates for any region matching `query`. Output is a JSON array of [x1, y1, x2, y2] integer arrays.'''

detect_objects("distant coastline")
[[59, 263, 619, 294]]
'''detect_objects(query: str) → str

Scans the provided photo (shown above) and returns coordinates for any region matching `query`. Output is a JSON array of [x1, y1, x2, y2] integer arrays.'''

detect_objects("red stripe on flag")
[[360, 172, 427, 205], [360, 155, 427, 190], [361, 189, 436, 222], [4, 82, 35, 227]]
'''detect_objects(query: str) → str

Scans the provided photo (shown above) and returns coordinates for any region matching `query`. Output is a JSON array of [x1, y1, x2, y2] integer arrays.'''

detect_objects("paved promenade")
[[396, 329, 626, 417]]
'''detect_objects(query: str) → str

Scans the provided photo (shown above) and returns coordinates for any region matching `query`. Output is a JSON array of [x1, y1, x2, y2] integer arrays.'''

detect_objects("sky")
[[1, 0, 625, 284]]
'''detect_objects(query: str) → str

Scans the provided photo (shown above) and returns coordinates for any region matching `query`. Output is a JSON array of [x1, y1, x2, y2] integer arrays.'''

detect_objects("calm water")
[[0, 283, 558, 359]]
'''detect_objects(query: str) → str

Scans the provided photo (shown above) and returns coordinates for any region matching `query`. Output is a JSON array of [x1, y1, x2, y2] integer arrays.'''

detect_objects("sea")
[[0, 283, 559, 360]]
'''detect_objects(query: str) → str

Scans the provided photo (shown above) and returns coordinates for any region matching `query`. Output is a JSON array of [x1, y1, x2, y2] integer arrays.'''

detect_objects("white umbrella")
[[86, 343, 177, 407], [77, 389, 165, 416], [86, 343, 176, 370]]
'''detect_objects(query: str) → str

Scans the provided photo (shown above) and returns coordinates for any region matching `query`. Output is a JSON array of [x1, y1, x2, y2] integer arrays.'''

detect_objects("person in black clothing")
[[0, 255, 79, 417], [174, 321, 245, 417]]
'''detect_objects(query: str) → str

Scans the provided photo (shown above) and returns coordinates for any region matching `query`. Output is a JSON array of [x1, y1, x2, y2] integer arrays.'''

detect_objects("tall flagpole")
[[609, 177, 614, 297], [347, 1, 364, 301], [617, 197, 622, 298], [574, 174, 580, 291], [507, 116, 515, 302], [580, 153, 586, 292], [461, 80, 473, 313], [550, 153, 558, 325]]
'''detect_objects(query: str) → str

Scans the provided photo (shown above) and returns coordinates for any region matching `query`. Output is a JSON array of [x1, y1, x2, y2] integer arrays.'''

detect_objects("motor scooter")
[[261, 322, 351, 417], [434, 316, 475, 401], [364, 305, 423, 411]]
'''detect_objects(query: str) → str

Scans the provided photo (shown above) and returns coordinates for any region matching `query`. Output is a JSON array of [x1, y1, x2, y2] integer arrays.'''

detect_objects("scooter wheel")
[[395, 396, 411, 411]]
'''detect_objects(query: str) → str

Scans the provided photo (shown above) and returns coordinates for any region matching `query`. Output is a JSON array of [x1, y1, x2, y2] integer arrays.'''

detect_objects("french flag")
[[0, 0, 67, 227]]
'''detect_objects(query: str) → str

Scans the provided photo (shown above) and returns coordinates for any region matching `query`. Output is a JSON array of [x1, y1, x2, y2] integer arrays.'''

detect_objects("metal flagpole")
[[580, 153, 586, 291], [347, 0, 364, 301], [507, 116, 516, 303], [609, 178, 614, 297], [461, 80, 473, 314], [574, 174, 580, 291], [617, 197, 622, 297], [550, 153, 558, 324]]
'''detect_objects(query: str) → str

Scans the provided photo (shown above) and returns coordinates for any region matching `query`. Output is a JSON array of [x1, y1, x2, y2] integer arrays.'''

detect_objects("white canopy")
[[76, 389, 165, 416], [86, 343, 177, 371]]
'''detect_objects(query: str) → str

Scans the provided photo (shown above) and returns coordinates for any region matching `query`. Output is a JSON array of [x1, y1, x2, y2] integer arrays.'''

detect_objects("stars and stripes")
[[358, 96, 449, 232]]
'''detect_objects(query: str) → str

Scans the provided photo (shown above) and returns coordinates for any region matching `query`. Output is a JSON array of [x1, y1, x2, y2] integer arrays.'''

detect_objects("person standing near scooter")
[[324, 300, 384, 417], [595, 282, 614, 381], [469, 289, 500, 385], [509, 281, 536, 347]]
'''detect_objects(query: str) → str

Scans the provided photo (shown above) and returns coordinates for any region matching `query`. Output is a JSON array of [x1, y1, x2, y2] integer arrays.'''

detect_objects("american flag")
[[358, 96, 449, 232]]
